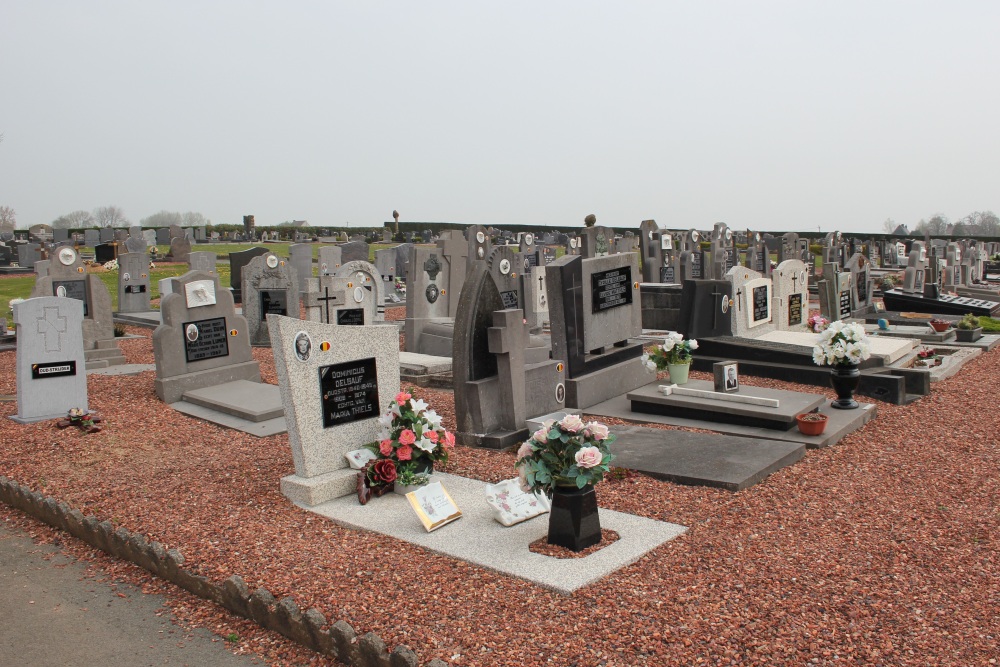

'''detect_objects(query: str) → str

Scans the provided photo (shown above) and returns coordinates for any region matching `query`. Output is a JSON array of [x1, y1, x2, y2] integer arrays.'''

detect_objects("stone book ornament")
[[485, 478, 551, 526]]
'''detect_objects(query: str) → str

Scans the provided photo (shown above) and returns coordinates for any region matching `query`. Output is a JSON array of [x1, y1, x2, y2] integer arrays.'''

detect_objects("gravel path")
[[0, 325, 996, 666]]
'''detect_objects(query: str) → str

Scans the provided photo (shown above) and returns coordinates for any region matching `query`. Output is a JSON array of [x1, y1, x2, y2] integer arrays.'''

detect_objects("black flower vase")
[[829, 363, 860, 409], [548, 486, 601, 551]]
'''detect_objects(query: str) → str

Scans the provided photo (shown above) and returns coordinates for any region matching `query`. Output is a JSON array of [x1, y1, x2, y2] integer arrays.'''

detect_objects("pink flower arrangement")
[[515, 414, 616, 496], [370, 388, 454, 472]]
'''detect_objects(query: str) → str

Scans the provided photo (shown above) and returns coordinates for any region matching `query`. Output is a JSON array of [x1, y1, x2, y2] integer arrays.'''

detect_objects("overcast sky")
[[2, 2, 998, 234]]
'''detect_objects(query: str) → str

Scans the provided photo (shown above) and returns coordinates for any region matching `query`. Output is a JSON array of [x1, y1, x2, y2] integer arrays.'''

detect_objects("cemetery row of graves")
[[1, 219, 998, 666]]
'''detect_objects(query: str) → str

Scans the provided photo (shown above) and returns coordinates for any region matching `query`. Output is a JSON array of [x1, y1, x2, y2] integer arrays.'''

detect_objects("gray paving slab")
[[0, 522, 261, 667], [398, 351, 452, 374], [182, 380, 284, 422], [609, 424, 805, 491], [301, 472, 687, 595], [586, 382, 877, 449], [170, 400, 287, 437], [85, 363, 156, 376]]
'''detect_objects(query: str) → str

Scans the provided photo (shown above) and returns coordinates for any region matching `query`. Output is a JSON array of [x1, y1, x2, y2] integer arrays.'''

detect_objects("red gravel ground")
[[1, 325, 998, 666]]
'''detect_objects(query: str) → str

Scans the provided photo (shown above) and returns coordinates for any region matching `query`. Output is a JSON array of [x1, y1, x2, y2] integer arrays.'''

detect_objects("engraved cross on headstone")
[[37, 306, 67, 353], [735, 287, 744, 312], [316, 286, 337, 324]]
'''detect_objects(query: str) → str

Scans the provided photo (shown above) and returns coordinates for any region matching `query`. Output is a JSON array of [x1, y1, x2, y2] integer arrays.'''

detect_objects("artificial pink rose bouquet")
[[514, 414, 616, 497], [369, 389, 455, 473]]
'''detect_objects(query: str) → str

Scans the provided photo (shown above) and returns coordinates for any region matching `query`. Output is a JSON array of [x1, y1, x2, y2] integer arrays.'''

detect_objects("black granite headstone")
[[591, 266, 633, 313], [260, 289, 289, 320]]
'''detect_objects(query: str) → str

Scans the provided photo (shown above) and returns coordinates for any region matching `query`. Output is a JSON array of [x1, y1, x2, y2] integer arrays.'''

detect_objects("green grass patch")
[[975, 316, 1000, 332]]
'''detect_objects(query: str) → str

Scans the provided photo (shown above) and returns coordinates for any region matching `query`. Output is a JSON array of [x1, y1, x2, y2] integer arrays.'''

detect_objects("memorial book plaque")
[[53, 281, 89, 316], [336, 308, 365, 325], [319, 357, 379, 428], [260, 289, 289, 320], [31, 360, 77, 380], [500, 290, 519, 309], [183, 317, 230, 363], [752, 285, 769, 322], [591, 266, 633, 313], [407, 482, 462, 532], [788, 293, 803, 326]]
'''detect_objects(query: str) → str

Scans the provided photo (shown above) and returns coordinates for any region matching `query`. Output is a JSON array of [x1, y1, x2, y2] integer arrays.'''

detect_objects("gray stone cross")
[[37, 306, 67, 352]]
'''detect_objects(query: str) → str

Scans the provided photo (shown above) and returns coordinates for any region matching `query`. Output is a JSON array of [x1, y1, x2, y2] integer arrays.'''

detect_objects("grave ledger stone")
[[11, 297, 89, 423], [268, 315, 400, 506], [242, 252, 298, 346]]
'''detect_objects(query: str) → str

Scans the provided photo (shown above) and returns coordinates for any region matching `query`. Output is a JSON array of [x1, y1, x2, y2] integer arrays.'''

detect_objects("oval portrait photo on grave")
[[294, 331, 312, 362], [185, 323, 199, 342]]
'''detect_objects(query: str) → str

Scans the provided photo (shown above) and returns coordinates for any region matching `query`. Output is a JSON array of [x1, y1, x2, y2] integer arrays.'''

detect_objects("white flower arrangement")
[[103, 259, 118, 271], [812, 320, 872, 367], [645, 331, 698, 369], [8, 297, 25, 313]]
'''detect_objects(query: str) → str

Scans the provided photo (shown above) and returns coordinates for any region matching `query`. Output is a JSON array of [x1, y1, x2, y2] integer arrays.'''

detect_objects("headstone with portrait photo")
[[29, 245, 125, 368], [268, 314, 400, 506], [242, 252, 299, 346], [303, 260, 382, 328], [152, 270, 260, 403], [725, 267, 776, 339], [116, 252, 152, 313], [404, 244, 455, 356], [772, 259, 809, 331]]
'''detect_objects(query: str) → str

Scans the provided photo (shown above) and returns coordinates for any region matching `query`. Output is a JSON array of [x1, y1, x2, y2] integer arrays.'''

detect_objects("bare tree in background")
[[958, 211, 1000, 237], [92, 205, 129, 228], [881, 218, 897, 234], [52, 210, 95, 229], [182, 211, 206, 226], [0, 205, 15, 228], [914, 213, 950, 236], [140, 210, 182, 227]]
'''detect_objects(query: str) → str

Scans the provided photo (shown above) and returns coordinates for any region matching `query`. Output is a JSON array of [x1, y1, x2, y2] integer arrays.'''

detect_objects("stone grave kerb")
[[12, 296, 88, 423], [242, 252, 299, 346], [268, 315, 399, 505], [152, 270, 260, 403], [116, 252, 152, 313], [29, 246, 114, 349], [772, 259, 809, 331], [726, 266, 776, 338]]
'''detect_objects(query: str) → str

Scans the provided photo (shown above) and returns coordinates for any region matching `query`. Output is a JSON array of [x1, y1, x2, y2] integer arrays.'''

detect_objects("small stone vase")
[[667, 363, 690, 385], [829, 363, 861, 409], [548, 485, 601, 552]]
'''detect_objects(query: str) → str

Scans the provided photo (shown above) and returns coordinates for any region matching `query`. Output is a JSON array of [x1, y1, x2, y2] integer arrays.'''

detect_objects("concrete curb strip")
[[0, 475, 449, 667]]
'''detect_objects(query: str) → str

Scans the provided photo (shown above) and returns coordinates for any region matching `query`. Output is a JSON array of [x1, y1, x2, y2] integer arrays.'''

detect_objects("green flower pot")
[[667, 363, 690, 385]]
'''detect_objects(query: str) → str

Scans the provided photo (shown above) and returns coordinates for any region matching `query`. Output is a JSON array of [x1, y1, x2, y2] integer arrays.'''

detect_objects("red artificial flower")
[[373, 459, 397, 484]]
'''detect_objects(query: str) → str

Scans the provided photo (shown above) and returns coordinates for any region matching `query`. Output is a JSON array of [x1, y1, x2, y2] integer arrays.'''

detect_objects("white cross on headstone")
[[37, 306, 67, 352]]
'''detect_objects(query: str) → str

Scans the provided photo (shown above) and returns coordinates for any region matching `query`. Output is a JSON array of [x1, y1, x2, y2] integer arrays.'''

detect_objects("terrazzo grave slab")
[[757, 329, 917, 364]]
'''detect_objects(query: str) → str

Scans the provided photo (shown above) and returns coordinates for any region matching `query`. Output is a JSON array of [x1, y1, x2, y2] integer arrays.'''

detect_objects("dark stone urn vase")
[[548, 486, 601, 551], [830, 363, 861, 409]]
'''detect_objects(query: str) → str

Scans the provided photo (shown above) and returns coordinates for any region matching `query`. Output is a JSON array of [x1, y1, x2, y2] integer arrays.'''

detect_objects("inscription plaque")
[[690, 251, 703, 279], [660, 266, 675, 283], [500, 290, 519, 309], [856, 277, 868, 304], [839, 291, 852, 318], [53, 280, 88, 316], [591, 266, 633, 313], [788, 293, 803, 326], [319, 357, 379, 428], [260, 289, 289, 321], [124, 284, 147, 294], [752, 285, 769, 322], [336, 308, 365, 325], [31, 360, 77, 380], [182, 317, 230, 363]]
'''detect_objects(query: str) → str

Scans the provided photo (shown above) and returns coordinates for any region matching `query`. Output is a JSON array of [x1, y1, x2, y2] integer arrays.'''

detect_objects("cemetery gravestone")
[[84, 229, 100, 248], [11, 297, 88, 423], [340, 240, 369, 264], [152, 270, 260, 403], [188, 251, 217, 275], [166, 225, 192, 262], [229, 246, 271, 303], [467, 224, 492, 270], [156, 228, 171, 246], [288, 243, 313, 297], [772, 260, 809, 330], [17, 244, 41, 269], [242, 253, 298, 346], [317, 245, 342, 276], [94, 243, 117, 264], [124, 226, 147, 253], [727, 267, 776, 338], [269, 315, 399, 506], [99, 228, 115, 244], [117, 252, 152, 313], [404, 245, 455, 356]]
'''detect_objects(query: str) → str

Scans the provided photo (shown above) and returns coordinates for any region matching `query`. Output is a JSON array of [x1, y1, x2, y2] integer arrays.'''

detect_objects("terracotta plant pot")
[[796, 412, 829, 436], [929, 320, 951, 333]]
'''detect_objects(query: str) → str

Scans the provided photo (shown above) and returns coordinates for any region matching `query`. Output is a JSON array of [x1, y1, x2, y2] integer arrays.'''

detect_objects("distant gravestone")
[[187, 251, 217, 275], [53, 228, 69, 243], [229, 246, 270, 303], [84, 229, 100, 247], [242, 252, 298, 346], [467, 224, 492, 269], [152, 270, 260, 403], [772, 260, 809, 331], [167, 224, 192, 262], [727, 267, 775, 339], [340, 240, 369, 264], [17, 244, 41, 269], [155, 228, 171, 246], [404, 245, 454, 356], [94, 243, 117, 264], [34, 260, 50, 278], [317, 245, 342, 276], [11, 297, 88, 423], [99, 228, 115, 244], [143, 229, 157, 249], [288, 243, 313, 297], [114, 229, 128, 243], [268, 315, 400, 506], [117, 252, 152, 313], [124, 226, 147, 253]]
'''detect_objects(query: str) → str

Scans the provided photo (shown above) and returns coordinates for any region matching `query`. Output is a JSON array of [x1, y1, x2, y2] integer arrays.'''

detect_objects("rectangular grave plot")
[[31, 360, 77, 380], [591, 266, 633, 313], [752, 285, 769, 323], [788, 293, 803, 326], [319, 357, 380, 428], [660, 266, 675, 283], [500, 290, 520, 309], [260, 289, 289, 321], [53, 281, 89, 316], [183, 317, 230, 363], [336, 308, 365, 325], [838, 291, 852, 318]]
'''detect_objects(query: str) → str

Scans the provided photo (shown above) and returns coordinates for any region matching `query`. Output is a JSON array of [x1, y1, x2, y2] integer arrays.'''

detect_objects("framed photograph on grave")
[[713, 361, 740, 393]]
